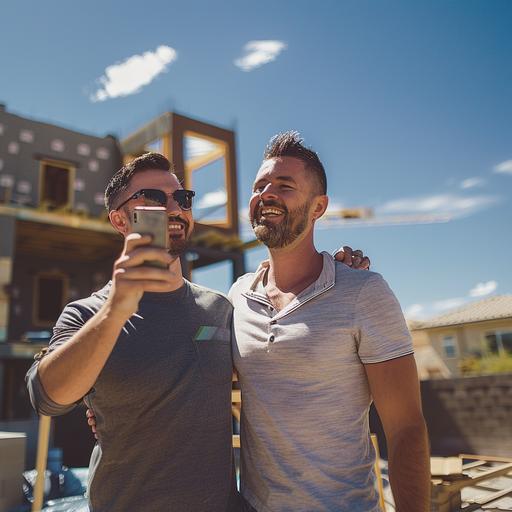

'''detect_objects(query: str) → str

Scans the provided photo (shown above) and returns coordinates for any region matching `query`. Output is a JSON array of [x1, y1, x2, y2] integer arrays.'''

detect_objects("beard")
[[168, 238, 188, 256], [251, 200, 310, 249], [167, 215, 191, 256]]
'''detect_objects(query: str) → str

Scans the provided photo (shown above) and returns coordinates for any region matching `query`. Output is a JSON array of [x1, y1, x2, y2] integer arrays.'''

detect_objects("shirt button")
[[269, 335, 275, 343]]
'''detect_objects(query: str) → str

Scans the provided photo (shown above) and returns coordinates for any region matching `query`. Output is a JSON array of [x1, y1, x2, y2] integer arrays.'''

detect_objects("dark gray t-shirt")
[[26, 280, 240, 512]]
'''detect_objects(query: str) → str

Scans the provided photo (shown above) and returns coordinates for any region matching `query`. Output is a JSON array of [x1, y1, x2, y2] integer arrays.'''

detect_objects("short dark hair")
[[263, 131, 327, 195], [105, 152, 174, 211]]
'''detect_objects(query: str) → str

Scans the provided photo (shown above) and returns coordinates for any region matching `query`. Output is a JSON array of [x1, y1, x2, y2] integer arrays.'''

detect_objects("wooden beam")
[[32, 415, 51, 512]]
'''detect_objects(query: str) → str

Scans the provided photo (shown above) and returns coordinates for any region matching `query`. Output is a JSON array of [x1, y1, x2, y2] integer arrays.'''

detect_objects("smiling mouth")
[[168, 218, 187, 238], [256, 206, 286, 223]]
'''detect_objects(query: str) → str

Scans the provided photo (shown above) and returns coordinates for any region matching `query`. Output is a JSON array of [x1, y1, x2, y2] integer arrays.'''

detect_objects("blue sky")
[[1, 0, 511, 318]]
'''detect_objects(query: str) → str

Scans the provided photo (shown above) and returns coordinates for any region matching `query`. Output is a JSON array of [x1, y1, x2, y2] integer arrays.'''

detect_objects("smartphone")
[[132, 206, 168, 268]]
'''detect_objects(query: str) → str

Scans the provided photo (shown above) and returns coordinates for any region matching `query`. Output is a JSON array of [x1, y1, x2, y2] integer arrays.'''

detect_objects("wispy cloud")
[[196, 190, 227, 209], [90, 45, 177, 102], [432, 298, 467, 312], [235, 40, 287, 71], [494, 160, 512, 174], [405, 280, 499, 320], [378, 193, 498, 218], [404, 304, 425, 318], [470, 280, 497, 297], [460, 177, 485, 189]]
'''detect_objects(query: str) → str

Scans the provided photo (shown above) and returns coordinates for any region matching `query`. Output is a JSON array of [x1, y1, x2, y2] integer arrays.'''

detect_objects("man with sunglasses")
[[26, 153, 241, 511]]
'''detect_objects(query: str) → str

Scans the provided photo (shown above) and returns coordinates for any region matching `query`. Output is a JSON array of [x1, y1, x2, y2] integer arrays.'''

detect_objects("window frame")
[[441, 335, 458, 359], [485, 330, 512, 356], [39, 158, 76, 210]]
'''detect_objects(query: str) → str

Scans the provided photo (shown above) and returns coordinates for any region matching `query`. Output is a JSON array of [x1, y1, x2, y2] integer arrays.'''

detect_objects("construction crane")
[[319, 207, 453, 228]]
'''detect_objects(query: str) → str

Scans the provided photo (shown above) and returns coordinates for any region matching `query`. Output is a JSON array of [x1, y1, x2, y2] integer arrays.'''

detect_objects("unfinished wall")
[[370, 372, 512, 458]]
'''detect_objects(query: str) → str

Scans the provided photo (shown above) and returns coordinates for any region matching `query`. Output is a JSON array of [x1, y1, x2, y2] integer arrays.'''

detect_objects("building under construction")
[[0, 105, 250, 465]]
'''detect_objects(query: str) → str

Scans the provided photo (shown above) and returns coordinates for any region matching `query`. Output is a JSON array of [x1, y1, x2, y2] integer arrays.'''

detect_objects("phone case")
[[132, 207, 168, 268]]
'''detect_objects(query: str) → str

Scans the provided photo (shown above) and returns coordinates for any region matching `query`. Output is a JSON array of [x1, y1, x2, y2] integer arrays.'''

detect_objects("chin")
[[168, 237, 189, 257]]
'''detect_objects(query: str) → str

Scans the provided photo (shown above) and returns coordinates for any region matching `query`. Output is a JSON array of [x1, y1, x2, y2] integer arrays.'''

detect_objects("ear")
[[109, 209, 130, 236], [311, 195, 329, 221]]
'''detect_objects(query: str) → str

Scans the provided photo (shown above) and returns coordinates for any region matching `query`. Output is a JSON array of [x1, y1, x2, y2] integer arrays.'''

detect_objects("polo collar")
[[243, 252, 336, 317]]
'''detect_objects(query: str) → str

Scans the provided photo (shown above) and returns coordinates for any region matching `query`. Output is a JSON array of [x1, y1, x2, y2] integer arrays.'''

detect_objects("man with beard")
[[26, 153, 241, 511], [229, 132, 430, 512]]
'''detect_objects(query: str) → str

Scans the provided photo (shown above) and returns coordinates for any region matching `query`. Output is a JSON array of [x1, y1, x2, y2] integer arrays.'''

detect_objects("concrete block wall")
[[370, 372, 512, 458]]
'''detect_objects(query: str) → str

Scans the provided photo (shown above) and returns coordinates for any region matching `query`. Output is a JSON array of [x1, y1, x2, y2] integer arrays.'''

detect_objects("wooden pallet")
[[431, 455, 512, 512]]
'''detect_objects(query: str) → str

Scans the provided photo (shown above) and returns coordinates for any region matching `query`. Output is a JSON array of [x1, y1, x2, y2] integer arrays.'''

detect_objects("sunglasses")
[[114, 188, 196, 211]]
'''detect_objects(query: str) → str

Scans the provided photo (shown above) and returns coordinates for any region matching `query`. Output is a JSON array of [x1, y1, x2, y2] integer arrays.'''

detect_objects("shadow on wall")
[[370, 373, 512, 458]]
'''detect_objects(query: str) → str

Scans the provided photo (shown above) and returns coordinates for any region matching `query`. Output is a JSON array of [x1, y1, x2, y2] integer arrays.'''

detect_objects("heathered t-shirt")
[[229, 252, 414, 512], [26, 280, 240, 512]]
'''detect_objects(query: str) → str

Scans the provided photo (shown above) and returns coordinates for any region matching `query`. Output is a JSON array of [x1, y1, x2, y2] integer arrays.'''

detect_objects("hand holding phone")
[[132, 206, 168, 268]]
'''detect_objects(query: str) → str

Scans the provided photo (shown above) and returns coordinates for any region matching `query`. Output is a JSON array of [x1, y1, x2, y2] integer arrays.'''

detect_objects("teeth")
[[169, 224, 183, 230], [261, 208, 283, 215]]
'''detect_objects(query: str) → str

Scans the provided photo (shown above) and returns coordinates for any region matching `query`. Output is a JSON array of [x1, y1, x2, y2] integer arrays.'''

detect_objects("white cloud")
[[90, 45, 177, 102], [235, 40, 287, 71], [378, 193, 498, 218], [469, 280, 497, 297], [494, 160, 512, 174], [404, 304, 425, 319], [432, 298, 467, 312], [406, 279, 498, 320], [460, 177, 485, 189], [196, 189, 227, 209]]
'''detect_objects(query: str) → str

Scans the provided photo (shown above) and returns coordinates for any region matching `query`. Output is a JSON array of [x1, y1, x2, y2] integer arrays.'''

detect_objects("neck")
[[161, 256, 185, 292], [266, 234, 323, 292]]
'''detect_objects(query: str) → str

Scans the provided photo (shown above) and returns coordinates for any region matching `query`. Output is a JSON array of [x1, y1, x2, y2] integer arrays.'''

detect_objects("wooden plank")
[[460, 453, 512, 464], [448, 463, 512, 492], [32, 415, 51, 512], [371, 434, 386, 511], [431, 457, 464, 476], [463, 484, 512, 511], [462, 460, 487, 471], [231, 406, 241, 422]]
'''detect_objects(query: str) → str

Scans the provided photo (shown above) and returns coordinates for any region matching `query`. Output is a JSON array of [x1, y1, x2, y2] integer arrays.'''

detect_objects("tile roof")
[[410, 295, 512, 330]]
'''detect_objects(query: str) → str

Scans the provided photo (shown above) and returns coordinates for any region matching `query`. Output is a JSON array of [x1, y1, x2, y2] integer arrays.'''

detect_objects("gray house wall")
[[0, 106, 122, 216], [8, 254, 113, 342]]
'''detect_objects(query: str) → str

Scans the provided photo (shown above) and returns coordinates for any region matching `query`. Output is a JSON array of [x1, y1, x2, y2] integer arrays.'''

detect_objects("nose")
[[259, 183, 278, 201], [166, 194, 182, 215]]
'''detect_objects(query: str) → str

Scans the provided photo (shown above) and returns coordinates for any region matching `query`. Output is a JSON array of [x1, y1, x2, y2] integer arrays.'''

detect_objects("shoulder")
[[227, 272, 256, 301], [188, 281, 233, 312], [334, 261, 384, 293], [56, 282, 110, 328]]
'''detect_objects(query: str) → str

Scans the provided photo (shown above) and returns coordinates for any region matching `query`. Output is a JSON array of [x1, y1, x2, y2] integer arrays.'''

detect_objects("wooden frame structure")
[[121, 112, 246, 279]]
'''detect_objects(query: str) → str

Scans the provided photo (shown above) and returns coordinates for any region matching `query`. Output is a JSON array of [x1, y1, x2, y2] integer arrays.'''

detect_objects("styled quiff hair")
[[104, 152, 175, 211], [263, 131, 327, 195]]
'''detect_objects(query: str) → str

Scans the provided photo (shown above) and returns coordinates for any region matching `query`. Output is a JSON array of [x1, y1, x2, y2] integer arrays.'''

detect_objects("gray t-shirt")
[[229, 253, 413, 512], [26, 280, 241, 512]]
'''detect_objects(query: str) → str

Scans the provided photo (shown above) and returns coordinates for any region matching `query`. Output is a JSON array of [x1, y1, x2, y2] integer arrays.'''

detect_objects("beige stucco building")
[[409, 295, 512, 378]]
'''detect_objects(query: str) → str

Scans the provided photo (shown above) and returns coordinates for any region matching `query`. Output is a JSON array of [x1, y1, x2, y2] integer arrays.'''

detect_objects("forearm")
[[387, 421, 431, 512], [38, 300, 128, 406]]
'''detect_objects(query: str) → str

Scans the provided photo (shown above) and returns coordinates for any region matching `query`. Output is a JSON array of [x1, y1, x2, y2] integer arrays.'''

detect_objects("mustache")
[[255, 200, 288, 214]]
